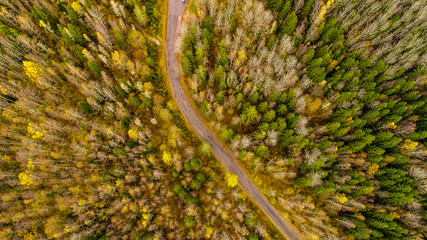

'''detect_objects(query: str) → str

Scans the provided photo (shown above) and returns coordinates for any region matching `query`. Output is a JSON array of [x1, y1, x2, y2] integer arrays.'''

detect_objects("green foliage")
[[130, 96, 142, 108], [172, 168, 180, 178], [78, 101, 93, 114], [190, 158, 202, 169], [258, 101, 268, 113], [173, 184, 187, 199], [184, 216, 196, 228], [112, 148, 126, 156], [215, 91, 225, 104], [263, 110, 276, 122], [184, 158, 201, 172], [300, 0, 315, 19], [195, 47, 204, 65], [196, 65, 207, 86], [141, 97, 153, 109], [244, 216, 256, 228], [68, 24, 86, 45], [220, 128, 234, 143], [217, 40, 228, 66], [277, 2, 291, 23], [280, 12, 298, 36], [134, 5, 148, 26], [186, 196, 199, 204], [295, 177, 312, 188], [88, 61, 102, 77], [121, 116, 131, 130], [135, 231, 154, 240], [230, 17, 237, 34], [190, 172, 206, 190], [241, 106, 258, 124], [113, 28, 127, 50], [31, 6, 59, 33], [248, 92, 259, 104], [183, 53, 194, 76], [267, 35, 275, 50], [0, 24, 19, 37], [190, 178, 203, 190], [198, 142, 212, 157], [246, 232, 259, 240], [197, 101, 208, 117], [255, 144, 269, 157]]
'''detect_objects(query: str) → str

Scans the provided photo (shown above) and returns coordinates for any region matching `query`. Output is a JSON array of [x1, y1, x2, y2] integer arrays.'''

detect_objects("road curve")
[[165, 1, 301, 240]]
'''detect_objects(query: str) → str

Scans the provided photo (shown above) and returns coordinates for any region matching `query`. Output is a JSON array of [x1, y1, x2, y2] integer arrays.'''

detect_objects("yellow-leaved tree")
[[19, 172, 34, 186], [27, 122, 46, 139], [225, 173, 238, 188], [205, 226, 214, 238], [162, 151, 172, 165], [23, 61, 41, 82], [128, 129, 138, 140]]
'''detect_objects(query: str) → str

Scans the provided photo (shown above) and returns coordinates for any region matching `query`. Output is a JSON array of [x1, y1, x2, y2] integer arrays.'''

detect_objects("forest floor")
[[164, 1, 301, 239]]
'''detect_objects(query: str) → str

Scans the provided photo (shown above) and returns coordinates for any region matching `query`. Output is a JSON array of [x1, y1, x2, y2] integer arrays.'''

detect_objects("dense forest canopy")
[[0, 0, 283, 239], [0, 0, 425, 239], [178, 0, 426, 239]]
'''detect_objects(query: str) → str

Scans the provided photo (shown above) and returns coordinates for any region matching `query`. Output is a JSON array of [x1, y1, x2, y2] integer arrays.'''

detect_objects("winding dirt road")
[[165, 1, 301, 239]]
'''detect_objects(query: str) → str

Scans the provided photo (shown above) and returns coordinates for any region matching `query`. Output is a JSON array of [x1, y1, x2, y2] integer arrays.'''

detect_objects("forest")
[[178, 0, 426, 239], [0, 0, 284, 239], [0, 0, 425, 239]]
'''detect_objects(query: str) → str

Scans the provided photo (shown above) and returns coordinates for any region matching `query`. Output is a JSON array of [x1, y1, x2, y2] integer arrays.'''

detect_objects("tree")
[[255, 144, 269, 157], [215, 91, 225, 104], [266, 0, 283, 11], [277, 2, 291, 23], [295, 177, 312, 187], [130, 96, 142, 108], [134, 5, 148, 26], [244, 216, 256, 227], [220, 128, 234, 143], [190, 172, 206, 190], [307, 66, 326, 83], [217, 41, 228, 66], [182, 55, 193, 76], [196, 65, 207, 86], [23, 61, 42, 81], [248, 92, 259, 104], [162, 151, 172, 165], [128, 129, 138, 140], [300, 0, 315, 20], [184, 162, 193, 172], [69, 23, 86, 43], [247, 232, 259, 240], [195, 47, 204, 65], [263, 110, 276, 122], [225, 173, 238, 188], [198, 142, 212, 156], [88, 61, 102, 77], [159, 108, 172, 122], [173, 184, 187, 199], [258, 101, 269, 113], [121, 116, 131, 129], [190, 158, 202, 169], [113, 28, 127, 50], [267, 35, 275, 50], [184, 216, 196, 228], [190, 178, 202, 190], [280, 12, 298, 36], [141, 97, 153, 109], [78, 101, 93, 114], [241, 106, 258, 124]]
